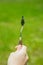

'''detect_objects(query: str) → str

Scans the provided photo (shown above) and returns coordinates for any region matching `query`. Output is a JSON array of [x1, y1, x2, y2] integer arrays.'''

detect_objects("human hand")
[[15, 45, 29, 65], [8, 45, 28, 65]]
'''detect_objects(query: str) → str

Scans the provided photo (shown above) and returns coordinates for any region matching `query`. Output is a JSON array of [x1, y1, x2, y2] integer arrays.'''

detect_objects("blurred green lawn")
[[0, 0, 43, 65]]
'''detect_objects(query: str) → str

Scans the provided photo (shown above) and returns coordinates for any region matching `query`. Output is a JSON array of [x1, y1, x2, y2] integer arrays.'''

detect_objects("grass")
[[0, 1, 43, 65]]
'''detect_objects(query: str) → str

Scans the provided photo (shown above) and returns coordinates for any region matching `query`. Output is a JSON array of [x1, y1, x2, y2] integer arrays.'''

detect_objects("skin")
[[15, 45, 29, 65], [8, 45, 28, 65]]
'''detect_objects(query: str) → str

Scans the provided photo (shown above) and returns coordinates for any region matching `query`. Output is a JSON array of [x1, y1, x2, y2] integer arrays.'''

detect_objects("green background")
[[0, 0, 43, 65]]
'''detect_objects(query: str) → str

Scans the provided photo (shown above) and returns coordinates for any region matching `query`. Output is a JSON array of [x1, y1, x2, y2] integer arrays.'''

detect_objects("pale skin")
[[8, 45, 29, 65], [15, 45, 29, 65]]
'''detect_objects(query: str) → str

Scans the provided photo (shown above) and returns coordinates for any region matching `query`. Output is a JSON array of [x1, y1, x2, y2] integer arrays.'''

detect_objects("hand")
[[8, 45, 28, 65], [15, 45, 29, 65]]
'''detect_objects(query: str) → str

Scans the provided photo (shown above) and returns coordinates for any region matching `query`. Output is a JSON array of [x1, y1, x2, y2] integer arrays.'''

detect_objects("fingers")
[[15, 45, 22, 50]]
